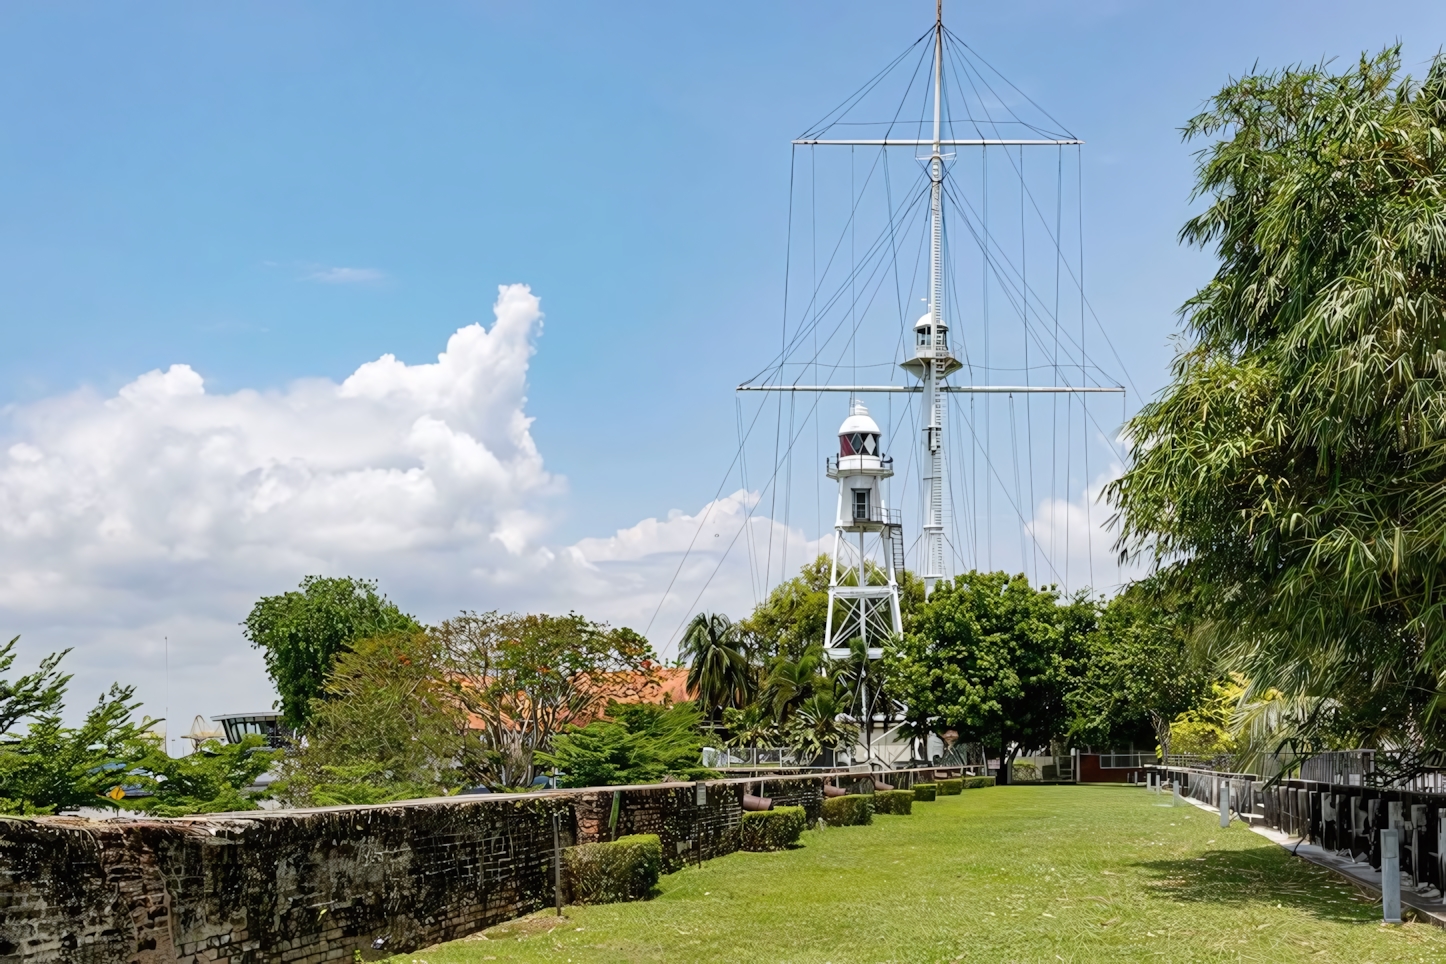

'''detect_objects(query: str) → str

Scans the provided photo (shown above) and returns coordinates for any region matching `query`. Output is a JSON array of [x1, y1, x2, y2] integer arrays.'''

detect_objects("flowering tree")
[[435, 612, 657, 788]]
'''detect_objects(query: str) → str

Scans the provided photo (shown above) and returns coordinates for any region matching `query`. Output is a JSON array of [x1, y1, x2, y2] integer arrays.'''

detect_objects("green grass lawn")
[[391, 785, 1446, 963]]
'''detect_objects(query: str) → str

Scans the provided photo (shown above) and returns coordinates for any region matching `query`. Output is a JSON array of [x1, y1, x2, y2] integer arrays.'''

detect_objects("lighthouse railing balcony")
[[848, 504, 902, 527], [825, 454, 893, 477]]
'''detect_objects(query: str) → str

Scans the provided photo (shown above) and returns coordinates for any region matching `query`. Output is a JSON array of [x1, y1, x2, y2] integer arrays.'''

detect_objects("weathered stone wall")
[[0, 768, 948, 964]]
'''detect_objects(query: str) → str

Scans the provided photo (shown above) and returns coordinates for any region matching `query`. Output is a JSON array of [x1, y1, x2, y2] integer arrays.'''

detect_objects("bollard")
[[1382, 828, 1402, 923], [1173, 778, 1181, 806], [1219, 784, 1230, 829]]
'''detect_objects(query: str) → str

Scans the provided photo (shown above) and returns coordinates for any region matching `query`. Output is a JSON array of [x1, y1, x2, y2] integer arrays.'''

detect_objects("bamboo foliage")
[[1110, 47, 1446, 751]]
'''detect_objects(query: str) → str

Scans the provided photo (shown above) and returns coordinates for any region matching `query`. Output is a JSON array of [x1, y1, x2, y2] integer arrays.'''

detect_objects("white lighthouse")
[[823, 399, 905, 661]]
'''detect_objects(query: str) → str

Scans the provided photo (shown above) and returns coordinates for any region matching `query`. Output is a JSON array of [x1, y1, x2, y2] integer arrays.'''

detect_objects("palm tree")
[[786, 690, 860, 762], [722, 703, 779, 749], [680, 613, 752, 727], [831, 636, 895, 753], [759, 643, 825, 725]]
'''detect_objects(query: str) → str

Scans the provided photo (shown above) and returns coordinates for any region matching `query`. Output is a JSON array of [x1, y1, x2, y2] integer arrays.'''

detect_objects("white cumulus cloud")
[[0, 283, 825, 742], [1025, 458, 1144, 596], [563, 489, 825, 646], [0, 284, 562, 732]]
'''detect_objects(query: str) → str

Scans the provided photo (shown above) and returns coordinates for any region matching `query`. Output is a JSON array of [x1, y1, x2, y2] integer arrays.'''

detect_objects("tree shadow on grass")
[[1131, 844, 1385, 925]]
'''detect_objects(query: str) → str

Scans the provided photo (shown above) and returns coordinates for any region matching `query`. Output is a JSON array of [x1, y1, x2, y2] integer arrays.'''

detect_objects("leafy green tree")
[[435, 611, 657, 789], [273, 630, 467, 806], [539, 700, 715, 788], [1168, 679, 1245, 762], [886, 571, 1090, 780], [739, 556, 833, 662], [243, 576, 419, 732], [129, 736, 278, 817], [0, 636, 67, 734], [280, 762, 439, 807], [1067, 581, 1213, 759], [0, 639, 279, 815], [680, 613, 752, 725], [0, 683, 151, 814], [1109, 48, 1446, 753]]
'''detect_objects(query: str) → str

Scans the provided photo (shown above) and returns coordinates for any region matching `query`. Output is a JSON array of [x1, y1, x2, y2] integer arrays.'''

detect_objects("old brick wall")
[[3, 797, 573, 964], [1, 768, 949, 964]]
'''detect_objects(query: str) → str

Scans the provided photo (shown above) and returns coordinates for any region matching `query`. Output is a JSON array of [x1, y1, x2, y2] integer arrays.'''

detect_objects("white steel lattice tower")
[[823, 400, 905, 661]]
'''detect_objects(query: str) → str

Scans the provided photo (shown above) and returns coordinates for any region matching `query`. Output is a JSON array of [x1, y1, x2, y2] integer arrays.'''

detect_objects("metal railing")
[[1297, 751, 1373, 785], [1154, 765, 1259, 820], [852, 505, 902, 526], [703, 746, 860, 770], [825, 455, 895, 476], [1094, 752, 1155, 769]]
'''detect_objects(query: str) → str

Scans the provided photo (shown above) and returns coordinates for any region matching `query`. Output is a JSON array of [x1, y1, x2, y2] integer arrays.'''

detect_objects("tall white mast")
[[749, 2, 1102, 605], [921, 0, 948, 595]]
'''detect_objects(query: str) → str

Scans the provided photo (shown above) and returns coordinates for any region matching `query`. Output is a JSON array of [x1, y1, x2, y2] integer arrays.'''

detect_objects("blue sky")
[[5, 1, 1445, 536], [3, 1, 1446, 729]]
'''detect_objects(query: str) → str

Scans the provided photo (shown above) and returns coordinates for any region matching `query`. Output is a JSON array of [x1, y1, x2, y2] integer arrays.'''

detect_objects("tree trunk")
[[1151, 711, 1170, 765]]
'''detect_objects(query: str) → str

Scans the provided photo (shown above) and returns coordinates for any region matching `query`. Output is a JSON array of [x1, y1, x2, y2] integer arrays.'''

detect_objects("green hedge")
[[912, 783, 937, 801], [937, 778, 963, 795], [963, 776, 996, 789], [563, 833, 662, 905], [821, 794, 873, 826], [739, 805, 807, 851], [873, 789, 914, 815]]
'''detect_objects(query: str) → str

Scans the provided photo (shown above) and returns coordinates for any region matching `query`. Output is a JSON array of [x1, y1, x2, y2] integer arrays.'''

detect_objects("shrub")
[[963, 776, 996, 789], [539, 701, 716, 788], [739, 805, 807, 851], [873, 789, 914, 815], [938, 779, 963, 795], [563, 834, 662, 905], [821, 794, 873, 826], [1011, 761, 1039, 782], [912, 783, 937, 802]]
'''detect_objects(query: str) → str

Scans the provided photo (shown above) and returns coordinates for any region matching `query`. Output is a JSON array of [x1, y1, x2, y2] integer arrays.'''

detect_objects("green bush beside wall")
[[821, 794, 874, 826], [563, 833, 662, 905], [937, 779, 963, 795], [739, 805, 807, 851], [873, 789, 914, 815], [963, 776, 996, 789], [912, 783, 937, 801]]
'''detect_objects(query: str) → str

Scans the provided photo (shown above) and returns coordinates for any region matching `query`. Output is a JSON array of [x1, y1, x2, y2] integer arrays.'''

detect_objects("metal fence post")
[[552, 811, 564, 916], [1381, 828, 1402, 923], [1219, 784, 1230, 829]]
